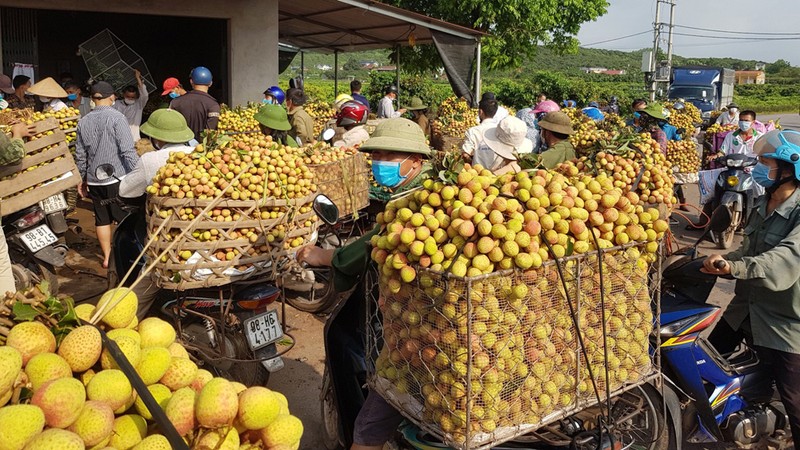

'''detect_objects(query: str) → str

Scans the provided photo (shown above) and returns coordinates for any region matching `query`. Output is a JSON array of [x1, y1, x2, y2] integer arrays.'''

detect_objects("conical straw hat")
[[27, 77, 68, 98]]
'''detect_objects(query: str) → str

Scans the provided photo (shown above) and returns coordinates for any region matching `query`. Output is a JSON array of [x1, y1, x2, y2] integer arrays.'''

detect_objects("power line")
[[581, 30, 652, 47], [672, 32, 800, 41], [674, 24, 800, 36]]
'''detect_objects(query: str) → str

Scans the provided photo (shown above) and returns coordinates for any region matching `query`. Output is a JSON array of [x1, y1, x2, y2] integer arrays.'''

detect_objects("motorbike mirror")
[[321, 128, 335, 142], [95, 164, 117, 182], [313, 195, 339, 226], [709, 207, 732, 233]]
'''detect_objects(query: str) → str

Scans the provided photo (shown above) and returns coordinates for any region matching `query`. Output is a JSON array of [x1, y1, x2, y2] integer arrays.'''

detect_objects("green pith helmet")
[[140, 109, 194, 143], [360, 118, 431, 155], [404, 96, 428, 111], [640, 103, 667, 120], [254, 104, 292, 131]]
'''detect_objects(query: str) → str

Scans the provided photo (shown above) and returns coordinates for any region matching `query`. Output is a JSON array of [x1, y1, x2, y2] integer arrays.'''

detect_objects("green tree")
[[381, 0, 609, 70], [767, 59, 792, 74]]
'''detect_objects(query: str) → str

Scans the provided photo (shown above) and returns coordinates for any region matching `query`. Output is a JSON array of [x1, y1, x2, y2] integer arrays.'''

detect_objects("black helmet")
[[385, 85, 398, 94], [610, 96, 618, 103]]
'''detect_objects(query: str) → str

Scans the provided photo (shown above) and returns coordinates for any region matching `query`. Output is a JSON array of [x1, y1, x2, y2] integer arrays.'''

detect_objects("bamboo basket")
[[308, 152, 369, 219], [366, 242, 660, 450], [146, 192, 319, 290]]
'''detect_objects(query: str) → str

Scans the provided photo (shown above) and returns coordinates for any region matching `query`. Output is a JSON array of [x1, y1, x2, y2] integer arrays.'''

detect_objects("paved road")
[[762, 112, 800, 130]]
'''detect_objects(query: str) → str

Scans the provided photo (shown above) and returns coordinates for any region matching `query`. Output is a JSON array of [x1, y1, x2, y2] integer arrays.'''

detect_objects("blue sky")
[[576, 0, 800, 66]]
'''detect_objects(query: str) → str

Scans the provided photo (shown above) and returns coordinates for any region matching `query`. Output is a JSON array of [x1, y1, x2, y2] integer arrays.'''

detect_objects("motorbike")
[[320, 205, 792, 449], [100, 164, 310, 386], [2, 191, 70, 293], [708, 153, 759, 249]]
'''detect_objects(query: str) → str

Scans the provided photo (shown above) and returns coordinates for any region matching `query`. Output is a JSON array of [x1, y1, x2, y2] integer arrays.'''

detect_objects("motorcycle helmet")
[[189, 66, 213, 85], [532, 100, 560, 116], [755, 130, 800, 181], [336, 101, 368, 127], [334, 93, 354, 110], [582, 107, 605, 122], [263, 86, 285, 105]]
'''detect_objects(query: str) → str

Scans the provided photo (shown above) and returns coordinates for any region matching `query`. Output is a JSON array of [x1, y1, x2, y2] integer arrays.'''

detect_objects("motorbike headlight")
[[726, 159, 743, 168], [727, 176, 739, 186]]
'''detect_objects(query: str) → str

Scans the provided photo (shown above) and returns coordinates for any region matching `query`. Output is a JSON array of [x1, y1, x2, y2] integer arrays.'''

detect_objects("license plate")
[[243, 310, 283, 351], [40, 194, 67, 214], [20, 224, 58, 253]]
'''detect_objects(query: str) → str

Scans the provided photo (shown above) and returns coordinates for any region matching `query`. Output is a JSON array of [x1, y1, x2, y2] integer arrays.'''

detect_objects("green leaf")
[[565, 239, 575, 257], [37, 281, 51, 298], [12, 302, 38, 321]]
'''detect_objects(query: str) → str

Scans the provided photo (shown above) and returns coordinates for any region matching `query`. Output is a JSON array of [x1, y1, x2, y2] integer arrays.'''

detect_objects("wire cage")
[[78, 29, 157, 95], [365, 242, 662, 450]]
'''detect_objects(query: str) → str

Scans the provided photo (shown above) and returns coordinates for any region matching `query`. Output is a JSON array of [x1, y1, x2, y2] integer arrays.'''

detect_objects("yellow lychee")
[[58, 325, 102, 372], [31, 377, 86, 428], [25, 352, 71, 391], [137, 317, 176, 348], [68, 400, 115, 447], [133, 383, 172, 420], [108, 414, 147, 449], [19, 429, 84, 450], [86, 369, 133, 411], [96, 288, 138, 329], [5, 321, 56, 364], [0, 404, 45, 450], [238, 386, 281, 430], [136, 347, 172, 385]]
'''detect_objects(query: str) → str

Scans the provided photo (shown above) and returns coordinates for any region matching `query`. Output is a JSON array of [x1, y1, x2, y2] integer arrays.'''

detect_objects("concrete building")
[[735, 70, 765, 85], [0, 0, 278, 105]]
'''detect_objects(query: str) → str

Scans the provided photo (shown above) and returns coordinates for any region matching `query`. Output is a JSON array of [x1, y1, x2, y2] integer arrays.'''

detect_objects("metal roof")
[[278, 0, 485, 53]]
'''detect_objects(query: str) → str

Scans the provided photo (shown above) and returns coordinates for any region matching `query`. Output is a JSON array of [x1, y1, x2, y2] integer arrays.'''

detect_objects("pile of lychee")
[[368, 164, 663, 446], [667, 140, 701, 174], [0, 288, 303, 450]]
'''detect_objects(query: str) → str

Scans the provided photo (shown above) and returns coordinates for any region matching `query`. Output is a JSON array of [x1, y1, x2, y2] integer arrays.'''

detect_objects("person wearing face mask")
[[27, 77, 68, 112], [0, 75, 14, 110], [63, 81, 92, 117], [119, 109, 194, 199], [625, 99, 648, 127], [114, 69, 150, 141], [285, 88, 315, 145], [170, 67, 220, 141], [295, 118, 431, 450], [376, 85, 406, 119], [536, 111, 577, 169], [718, 110, 761, 157], [262, 85, 285, 105], [161, 77, 186, 104], [75, 81, 139, 269], [7, 75, 33, 110], [716, 102, 740, 126], [702, 129, 800, 443]]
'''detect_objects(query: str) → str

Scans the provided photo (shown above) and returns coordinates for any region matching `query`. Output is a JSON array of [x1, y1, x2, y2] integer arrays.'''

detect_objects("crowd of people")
[[2, 65, 800, 449]]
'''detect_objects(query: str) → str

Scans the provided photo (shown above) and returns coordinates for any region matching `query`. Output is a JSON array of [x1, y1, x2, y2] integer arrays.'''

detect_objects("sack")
[[698, 168, 725, 204]]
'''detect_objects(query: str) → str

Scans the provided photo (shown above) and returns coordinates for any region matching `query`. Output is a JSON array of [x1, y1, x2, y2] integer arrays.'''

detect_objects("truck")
[[668, 66, 735, 122]]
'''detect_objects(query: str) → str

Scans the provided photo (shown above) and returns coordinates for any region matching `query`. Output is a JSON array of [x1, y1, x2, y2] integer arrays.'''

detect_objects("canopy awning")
[[278, 0, 485, 53]]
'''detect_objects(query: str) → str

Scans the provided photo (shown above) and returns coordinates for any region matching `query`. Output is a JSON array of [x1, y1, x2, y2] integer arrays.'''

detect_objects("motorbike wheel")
[[716, 210, 741, 250], [606, 384, 673, 450], [283, 267, 341, 314], [320, 368, 344, 450]]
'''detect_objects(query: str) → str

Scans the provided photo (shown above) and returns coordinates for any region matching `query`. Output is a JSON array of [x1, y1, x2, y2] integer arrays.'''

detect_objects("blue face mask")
[[372, 158, 409, 188], [752, 162, 778, 187], [263, 98, 273, 105], [67, 93, 78, 101], [633, 112, 641, 119], [168, 92, 180, 99]]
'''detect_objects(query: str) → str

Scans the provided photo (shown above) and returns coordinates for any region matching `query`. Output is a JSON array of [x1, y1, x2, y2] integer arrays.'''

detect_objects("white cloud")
[[577, 0, 800, 65]]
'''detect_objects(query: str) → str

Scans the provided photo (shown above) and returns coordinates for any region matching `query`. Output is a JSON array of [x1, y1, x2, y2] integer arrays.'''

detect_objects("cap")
[[538, 111, 575, 136], [483, 117, 533, 160], [90, 81, 115, 99], [360, 118, 431, 155], [162, 77, 180, 96], [27, 77, 68, 98], [0, 75, 14, 95]]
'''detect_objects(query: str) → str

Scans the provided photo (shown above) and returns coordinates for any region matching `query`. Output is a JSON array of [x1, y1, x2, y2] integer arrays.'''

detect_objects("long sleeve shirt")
[[113, 79, 149, 127], [722, 188, 800, 353], [287, 107, 315, 145], [376, 96, 401, 119], [75, 106, 139, 185]]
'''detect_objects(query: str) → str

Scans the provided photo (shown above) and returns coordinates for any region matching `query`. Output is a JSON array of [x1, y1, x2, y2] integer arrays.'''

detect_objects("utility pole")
[[666, 0, 676, 68], [649, 0, 662, 102]]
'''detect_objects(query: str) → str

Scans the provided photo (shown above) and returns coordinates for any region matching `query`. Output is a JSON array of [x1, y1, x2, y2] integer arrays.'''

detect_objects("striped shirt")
[[75, 106, 139, 186]]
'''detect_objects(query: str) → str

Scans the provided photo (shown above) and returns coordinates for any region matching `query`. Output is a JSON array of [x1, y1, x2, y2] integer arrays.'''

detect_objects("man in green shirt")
[[702, 129, 800, 441], [537, 111, 576, 169], [0, 122, 36, 294], [296, 117, 431, 450]]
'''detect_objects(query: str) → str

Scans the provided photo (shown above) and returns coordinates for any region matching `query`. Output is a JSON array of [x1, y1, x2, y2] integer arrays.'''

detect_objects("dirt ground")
[[59, 182, 739, 450]]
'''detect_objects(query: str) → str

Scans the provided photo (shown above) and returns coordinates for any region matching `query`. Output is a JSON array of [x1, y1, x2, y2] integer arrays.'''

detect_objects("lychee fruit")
[[133, 383, 172, 420], [5, 321, 56, 364], [165, 387, 196, 436], [194, 426, 239, 450], [190, 369, 214, 392], [195, 377, 239, 428], [86, 369, 133, 411], [0, 404, 45, 450], [96, 287, 138, 329], [31, 377, 85, 428], [136, 347, 172, 385], [131, 434, 170, 449], [58, 325, 102, 373], [259, 414, 304, 449], [25, 352, 71, 391], [108, 414, 147, 449], [137, 317, 176, 348], [68, 400, 115, 446], [0, 346, 22, 396], [159, 357, 198, 390], [100, 335, 141, 370], [238, 386, 281, 430], [19, 429, 83, 450]]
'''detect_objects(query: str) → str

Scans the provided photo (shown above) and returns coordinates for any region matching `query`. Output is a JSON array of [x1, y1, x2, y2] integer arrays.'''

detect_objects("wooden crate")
[[0, 119, 80, 215]]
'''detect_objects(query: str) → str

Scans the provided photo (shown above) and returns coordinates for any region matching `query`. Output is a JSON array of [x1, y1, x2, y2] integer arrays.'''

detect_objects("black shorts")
[[88, 183, 126, 226]]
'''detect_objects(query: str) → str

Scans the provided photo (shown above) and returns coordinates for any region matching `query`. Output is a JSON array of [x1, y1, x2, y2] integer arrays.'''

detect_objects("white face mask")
[[39, 96, 51, 103], [123, 98, 136, 106], [89, 100, 96, 110]]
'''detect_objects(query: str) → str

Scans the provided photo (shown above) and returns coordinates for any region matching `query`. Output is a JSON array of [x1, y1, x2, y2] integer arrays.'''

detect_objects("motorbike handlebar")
[[713, 260, 727, 270]]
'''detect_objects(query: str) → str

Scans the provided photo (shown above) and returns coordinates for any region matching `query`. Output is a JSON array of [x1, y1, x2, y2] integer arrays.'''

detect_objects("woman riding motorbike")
[[296, 118, 432, 450], [702, 129, 800, 441]]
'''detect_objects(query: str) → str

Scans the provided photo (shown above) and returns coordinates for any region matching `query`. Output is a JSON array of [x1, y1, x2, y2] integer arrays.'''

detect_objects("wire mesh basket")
[[366, 242, 661, 450], [78, 29, 156, 95]]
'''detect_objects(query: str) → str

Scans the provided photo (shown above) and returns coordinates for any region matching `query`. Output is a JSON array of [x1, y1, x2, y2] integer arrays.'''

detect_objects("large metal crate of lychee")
[[146, 192, 319, 290], [308, 152, 369, 219], [0, 118, 80, 216], [366, 242, 661, 450]]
